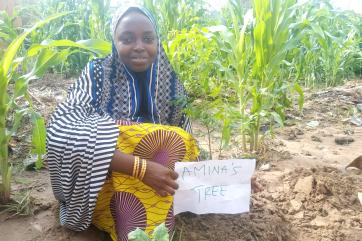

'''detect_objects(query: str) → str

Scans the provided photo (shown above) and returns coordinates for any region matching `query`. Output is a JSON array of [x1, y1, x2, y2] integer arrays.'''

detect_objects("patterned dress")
[[92, 122, 199, 241]]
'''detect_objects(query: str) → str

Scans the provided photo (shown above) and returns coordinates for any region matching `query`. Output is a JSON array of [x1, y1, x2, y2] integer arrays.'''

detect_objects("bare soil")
[[1, 77, 361, 241]]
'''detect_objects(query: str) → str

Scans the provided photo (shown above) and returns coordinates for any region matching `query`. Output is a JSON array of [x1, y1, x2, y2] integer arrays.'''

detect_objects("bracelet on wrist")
[[132, 156, 140, 178], [138, 159, 147, 181], [132, 156, 147, 180]]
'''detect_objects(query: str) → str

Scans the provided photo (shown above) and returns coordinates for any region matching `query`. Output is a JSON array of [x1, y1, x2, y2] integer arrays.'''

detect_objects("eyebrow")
[[120, 30, 155, 35], [120, 31, 133, 35]]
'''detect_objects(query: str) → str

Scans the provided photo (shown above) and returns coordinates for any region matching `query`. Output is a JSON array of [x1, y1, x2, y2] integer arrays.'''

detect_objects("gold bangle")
[[139, 159, 147, 180], [138, 159, 147, 181], [132, 157, 135, 177], [133, 156, 140, 178], [136, 157, 140, 178]]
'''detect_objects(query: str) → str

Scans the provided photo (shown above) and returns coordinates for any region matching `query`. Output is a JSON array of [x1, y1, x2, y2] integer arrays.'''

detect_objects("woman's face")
[[114, 11, 158, 72]]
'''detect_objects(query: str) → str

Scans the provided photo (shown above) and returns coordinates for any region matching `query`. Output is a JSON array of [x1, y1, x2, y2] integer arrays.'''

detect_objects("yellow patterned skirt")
[[92, 122, 199, 241]]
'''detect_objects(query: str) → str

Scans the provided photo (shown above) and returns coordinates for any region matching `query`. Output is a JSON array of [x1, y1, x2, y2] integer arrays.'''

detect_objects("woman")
[[46, 4, 199, 241]]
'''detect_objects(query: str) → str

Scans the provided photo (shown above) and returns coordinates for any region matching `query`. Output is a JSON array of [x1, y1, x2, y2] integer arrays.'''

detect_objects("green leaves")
[[151, 223, 170, 241], [128, 229, 151, 241], [1, 12, 69, 79], [1, 0, 359, 203], [287, 0, 362, 87], [29, 48, 67, 77], [16, 0, 113, 74], [9, 109, 28, 136], [144, 0, 210, 39], [1, 11, 69, 203], [215, 0, 304, 152], [30, 113, 46, 169], [293, 82, 304, 111], [14, 48, 68, 99], [128, 223, 170, 241], [28, 39, 111, 57]]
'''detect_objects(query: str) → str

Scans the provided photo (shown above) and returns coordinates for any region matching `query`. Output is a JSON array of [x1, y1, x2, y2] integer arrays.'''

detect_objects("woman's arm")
[[110, 150, 179, 197]]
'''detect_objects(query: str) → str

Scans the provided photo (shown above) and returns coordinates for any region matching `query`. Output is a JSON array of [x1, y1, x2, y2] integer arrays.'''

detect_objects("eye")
[[120, 35, 134, 44], [143, 35, 155, 44]]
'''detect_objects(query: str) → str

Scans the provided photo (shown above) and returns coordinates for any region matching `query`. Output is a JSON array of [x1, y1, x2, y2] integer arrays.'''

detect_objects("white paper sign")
[[174, 159, 256, 215]]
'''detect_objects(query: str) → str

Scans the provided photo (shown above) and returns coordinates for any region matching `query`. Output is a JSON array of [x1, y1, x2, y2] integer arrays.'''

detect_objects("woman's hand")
[[110, 150, 179, 197], [142, 161, 179, 197]]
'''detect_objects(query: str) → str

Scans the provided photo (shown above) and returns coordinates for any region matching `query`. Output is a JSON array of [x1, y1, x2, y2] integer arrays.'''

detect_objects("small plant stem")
[[0, 120, 10, 204], [254, 115, 261, 151], [249, 128, 254, 153], [206, 125, 213, 160], [242, 132, 247, 153]]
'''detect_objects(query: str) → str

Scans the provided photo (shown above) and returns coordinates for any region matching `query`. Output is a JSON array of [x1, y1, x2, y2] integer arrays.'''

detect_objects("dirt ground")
[[0, 76, 361, 241]]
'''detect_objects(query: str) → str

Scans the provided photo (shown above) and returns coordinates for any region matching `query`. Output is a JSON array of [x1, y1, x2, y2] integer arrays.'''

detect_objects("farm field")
[[0, 76, 361, 241], [0, 0, 361, 241]]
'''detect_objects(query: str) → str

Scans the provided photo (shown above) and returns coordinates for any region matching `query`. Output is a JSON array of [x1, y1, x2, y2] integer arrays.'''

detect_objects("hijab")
[[93, 4, 187, 126]]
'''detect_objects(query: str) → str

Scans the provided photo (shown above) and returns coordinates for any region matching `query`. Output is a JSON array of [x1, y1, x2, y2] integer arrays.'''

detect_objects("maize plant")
[[246, 0, 300, 151], [0, 13, 69, 203], [288, 0, 362, 87], [20, 0, 112, 75], [143, 0, 210, 40], [213, 0, 304, 152], [0, 11, 19, 57]]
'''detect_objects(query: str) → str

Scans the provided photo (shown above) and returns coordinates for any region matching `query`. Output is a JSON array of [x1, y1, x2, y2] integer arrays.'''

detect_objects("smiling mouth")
[[131, 56, 147, 60], [130, 57, 148, 64]]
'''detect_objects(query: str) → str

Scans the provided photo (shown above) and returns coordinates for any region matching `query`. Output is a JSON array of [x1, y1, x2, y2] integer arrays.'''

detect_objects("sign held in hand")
[[174, 159, 256, 215]]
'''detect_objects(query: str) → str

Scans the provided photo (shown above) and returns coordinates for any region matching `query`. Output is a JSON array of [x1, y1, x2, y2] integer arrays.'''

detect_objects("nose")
[[134, 38, 145, 51]]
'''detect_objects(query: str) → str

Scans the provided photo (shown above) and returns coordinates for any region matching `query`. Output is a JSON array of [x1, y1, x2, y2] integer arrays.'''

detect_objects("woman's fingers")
[[169, 170, 178, 180], [167, 180, 179, 190], [142, 161, 180, 196], [162, 181, 178, 194], [154, 183, 175, 197], [162, 185, 176, 196], [156, 174, 178, 196], [166, 171, 179, 190], [157, 190, 168, 197]]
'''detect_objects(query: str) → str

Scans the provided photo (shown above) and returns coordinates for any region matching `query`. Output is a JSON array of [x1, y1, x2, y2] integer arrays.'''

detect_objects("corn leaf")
[[293, 82, 304, 111], [29, 48, 64, 77], [222, 118, 231, 148], [9, 109, 28, 136], [30, 112, 46, 169], [271, 111, 284, 127], [1, 12, 69, 79], [36, 39, 111, 57]]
